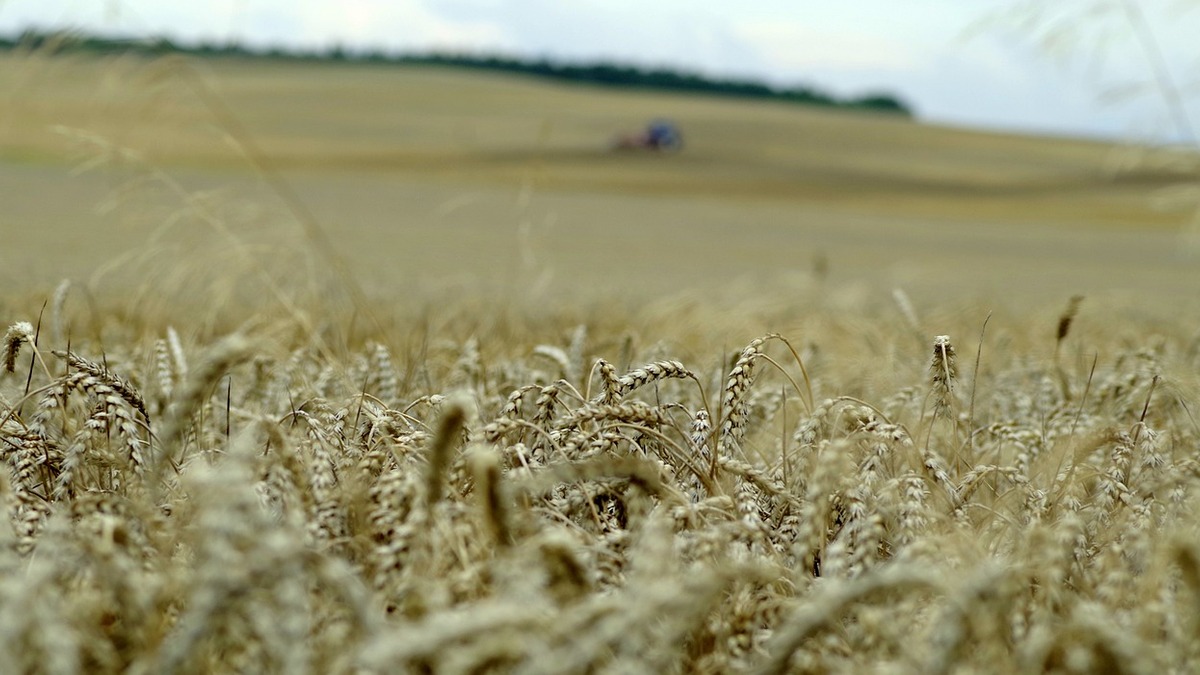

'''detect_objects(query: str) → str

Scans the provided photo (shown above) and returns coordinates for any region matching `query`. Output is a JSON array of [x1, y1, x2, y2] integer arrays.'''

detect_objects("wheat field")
[[2, 49, 1200, 674]]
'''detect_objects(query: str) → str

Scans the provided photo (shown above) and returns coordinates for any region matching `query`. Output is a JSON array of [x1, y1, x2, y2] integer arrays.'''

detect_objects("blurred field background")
[[2, 51, 1198, 319]]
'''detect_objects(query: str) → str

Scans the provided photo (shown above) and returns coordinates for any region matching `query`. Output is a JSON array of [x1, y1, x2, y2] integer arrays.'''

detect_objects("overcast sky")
[[2, 0, 1198, 142]]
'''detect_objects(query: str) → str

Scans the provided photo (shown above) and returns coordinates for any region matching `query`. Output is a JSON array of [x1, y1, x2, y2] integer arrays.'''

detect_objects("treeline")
[[0, 29, 912, 116]]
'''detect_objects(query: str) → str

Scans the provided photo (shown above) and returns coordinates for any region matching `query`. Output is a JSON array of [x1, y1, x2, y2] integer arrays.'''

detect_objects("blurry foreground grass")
[[2, 259, 1200, 673]]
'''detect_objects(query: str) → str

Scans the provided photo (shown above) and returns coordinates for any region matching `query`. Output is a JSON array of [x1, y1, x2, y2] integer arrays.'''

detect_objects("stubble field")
[[2, 50, 1200, 673]]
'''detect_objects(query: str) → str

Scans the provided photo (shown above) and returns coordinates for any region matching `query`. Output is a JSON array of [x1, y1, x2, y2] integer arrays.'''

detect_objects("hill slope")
[[0, 52, 1197, 304]]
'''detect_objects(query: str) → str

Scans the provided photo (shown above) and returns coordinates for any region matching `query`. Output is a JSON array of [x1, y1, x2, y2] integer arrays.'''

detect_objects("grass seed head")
[[930, 335, 957, 419], [425, 394, 468, 508], [1057, 294, 1085, 345], [3, 321, 35, 373]]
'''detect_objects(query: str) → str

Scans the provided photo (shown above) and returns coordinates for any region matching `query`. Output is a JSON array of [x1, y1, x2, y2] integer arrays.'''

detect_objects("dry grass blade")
[[153, 333, 252, 476], [752, 567, 940, 675]]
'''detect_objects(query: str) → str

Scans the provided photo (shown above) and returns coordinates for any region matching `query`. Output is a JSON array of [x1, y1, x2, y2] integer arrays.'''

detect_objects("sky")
[[2, 0, 1198, 142]]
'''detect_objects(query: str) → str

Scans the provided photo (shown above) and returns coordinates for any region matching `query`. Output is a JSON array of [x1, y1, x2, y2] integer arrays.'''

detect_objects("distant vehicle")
[[612, 119, 683, 152]]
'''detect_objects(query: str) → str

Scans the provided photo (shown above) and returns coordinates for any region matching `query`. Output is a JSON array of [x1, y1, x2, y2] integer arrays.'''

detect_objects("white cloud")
[[733, 18, 923, 74], [283, 0, 513, 51]]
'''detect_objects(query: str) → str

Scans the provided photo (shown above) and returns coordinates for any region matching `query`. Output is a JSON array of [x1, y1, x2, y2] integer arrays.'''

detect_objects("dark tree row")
[[1, 29, 911, 116]]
